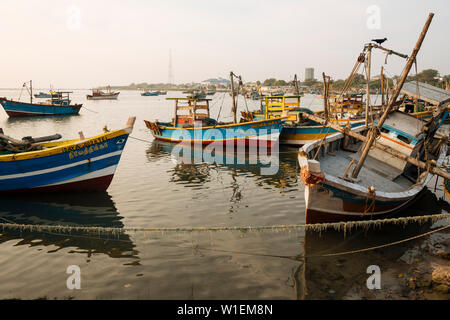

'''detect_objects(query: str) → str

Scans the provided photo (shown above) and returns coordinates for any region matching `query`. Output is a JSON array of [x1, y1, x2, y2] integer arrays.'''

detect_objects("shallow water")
[[0, 89, 448, 299]]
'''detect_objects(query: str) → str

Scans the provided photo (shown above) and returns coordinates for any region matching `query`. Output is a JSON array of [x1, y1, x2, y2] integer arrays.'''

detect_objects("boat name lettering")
[[62, 137, 108, 153], [68, 142, 108, 160]]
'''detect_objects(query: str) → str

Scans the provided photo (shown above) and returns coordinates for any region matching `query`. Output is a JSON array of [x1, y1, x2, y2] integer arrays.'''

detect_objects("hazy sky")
[[0, 0, 448, 88]]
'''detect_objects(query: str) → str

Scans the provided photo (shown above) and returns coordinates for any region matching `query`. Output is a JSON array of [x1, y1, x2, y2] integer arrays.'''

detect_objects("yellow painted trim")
[[157, 117, 286, 131], [0, 129, 129, 162]]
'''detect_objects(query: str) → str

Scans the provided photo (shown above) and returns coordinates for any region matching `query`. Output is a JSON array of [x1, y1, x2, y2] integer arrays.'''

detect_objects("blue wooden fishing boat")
[[0, 117, 135, 193], [141, 91, 159, 96], [243, 95, 366, 146], [0, 90, 82, 117], [144, 97, 284, 147], [34, 92, 52, 99]]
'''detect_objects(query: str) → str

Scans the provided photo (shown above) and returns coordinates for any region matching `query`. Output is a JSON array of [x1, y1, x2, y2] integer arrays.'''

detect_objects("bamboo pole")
[[30, 80, 33, 104], [300, 112, 450, 180], [294, 74, 300, 96], [351, 13, 435, 179], [230, 72, 237, 124], [365, 44, 372, 127], [322, 72, 329, 122], [380, 66, 385, 111]]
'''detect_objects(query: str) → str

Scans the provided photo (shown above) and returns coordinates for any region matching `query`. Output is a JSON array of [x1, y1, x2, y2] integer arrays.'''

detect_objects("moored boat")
[[297, 13, 447, 224], [34, 92, 53, 99], [144, 97, 283, 147], [141, 91, 160, 96], [0, 117, 135, 193], [244, 95, 367, 146], [298, 110, 448, 224], [87, 87, 120, 100], [0, 90, 82, 117]]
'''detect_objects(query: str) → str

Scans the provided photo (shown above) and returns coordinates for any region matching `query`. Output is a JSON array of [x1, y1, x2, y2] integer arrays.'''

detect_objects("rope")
[[314, 224, 450, 257], [81, 106, 99, 114], [0, 213, 448, 235]]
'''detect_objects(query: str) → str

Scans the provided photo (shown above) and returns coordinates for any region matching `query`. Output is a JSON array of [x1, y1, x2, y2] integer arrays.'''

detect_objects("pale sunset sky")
[[0, 0, 448, 88]]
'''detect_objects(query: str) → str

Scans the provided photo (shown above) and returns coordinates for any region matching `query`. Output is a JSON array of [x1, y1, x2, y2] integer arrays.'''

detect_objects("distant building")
[[305, 68, 314, 81]]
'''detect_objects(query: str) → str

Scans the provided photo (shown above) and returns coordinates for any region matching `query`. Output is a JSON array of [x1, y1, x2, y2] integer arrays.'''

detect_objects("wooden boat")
[[206, 91, 216, 96], [297, 13, 447, 224], [87, 87, 119, 100], [144, 97, 283, 147], [0, 117, 135, 193], [34, 92, 52, 99], [0, 91, 82, 117], [298, 110, 447, 223], [141, 91, 159, 96], [243, 95, 366, 146]]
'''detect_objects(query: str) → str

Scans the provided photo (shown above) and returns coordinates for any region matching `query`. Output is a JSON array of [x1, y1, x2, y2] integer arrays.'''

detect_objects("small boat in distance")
[[0, 117, 135, 193], [87, 86, 120, 100], [141, 91, 160, 96], [34, 92, 53, 99], [0, 81, 82, 117]]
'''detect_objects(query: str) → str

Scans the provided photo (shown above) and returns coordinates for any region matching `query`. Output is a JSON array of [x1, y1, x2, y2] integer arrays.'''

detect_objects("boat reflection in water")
[[0, 192, 138, 259], [146, 140, 300, 187], [293, 189, 448, 299]]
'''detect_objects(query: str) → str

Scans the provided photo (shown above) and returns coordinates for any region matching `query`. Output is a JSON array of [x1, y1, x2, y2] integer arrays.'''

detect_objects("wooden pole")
[[380, 66, 385, 111], [30, 80, 33, 104], [173, 99, 178, 125], [365, 44, 372, 127], [300, 111, 450, 180], [351, 13, 435, 179], [230, 72, 237, 124], [294, 74, 300, 96], [322, 72, 329, 122]]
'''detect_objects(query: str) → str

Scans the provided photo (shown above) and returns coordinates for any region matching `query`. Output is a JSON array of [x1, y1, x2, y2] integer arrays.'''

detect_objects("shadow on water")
[[0, 192, 138, 259], [294, 189, 449, 300]]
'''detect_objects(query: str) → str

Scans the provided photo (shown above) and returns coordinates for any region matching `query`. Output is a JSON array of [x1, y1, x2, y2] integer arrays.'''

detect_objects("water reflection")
[[0, 192, 138, 259], [294, 189, 447, 299], [146, 140, 300, 188]]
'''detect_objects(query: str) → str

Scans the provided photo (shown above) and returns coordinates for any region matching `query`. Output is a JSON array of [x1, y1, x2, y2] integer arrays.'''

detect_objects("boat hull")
[[144, 118, 283, 148], [0, 129, 131, 193], [280, 119, 365, 145], [0, 98, 82, 117], [298, 128, 448, 224], [86, 93, 119, 100]]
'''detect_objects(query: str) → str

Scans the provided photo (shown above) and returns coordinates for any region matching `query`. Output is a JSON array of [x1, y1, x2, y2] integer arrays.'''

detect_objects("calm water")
[[0, 89, 448, 299]]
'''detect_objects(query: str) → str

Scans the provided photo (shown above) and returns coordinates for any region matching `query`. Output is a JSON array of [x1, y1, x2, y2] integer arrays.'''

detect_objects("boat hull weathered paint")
[[280, 119, 366, 146], [298, 129, 448, 224], [144, 118, 284, 148], [0, 120, 134, 193], [0, 98, 82, 117]]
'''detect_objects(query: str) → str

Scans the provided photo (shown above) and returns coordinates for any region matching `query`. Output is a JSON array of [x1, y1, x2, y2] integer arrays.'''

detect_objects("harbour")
[[0, 2, 449, 303]]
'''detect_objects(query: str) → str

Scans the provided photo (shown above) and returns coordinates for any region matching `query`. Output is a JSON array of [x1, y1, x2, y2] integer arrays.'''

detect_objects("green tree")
[[263, 78, 277, 86]]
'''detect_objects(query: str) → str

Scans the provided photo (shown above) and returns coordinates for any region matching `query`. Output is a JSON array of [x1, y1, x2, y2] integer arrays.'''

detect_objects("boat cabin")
[[168, 97, 213, 127], [43, 91, 73, 106], [260, 95, 302, 122]]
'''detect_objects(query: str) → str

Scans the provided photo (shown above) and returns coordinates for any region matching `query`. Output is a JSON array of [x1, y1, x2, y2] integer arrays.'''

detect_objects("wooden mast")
[[364, 44, 372, 127], [294, 74, 300, 96], [322, 72, 329, 122], [380, 66, 385, 111], [230, 71, 237, 124], [351, 13, 434, 179], [30, 80, 33, 104]]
